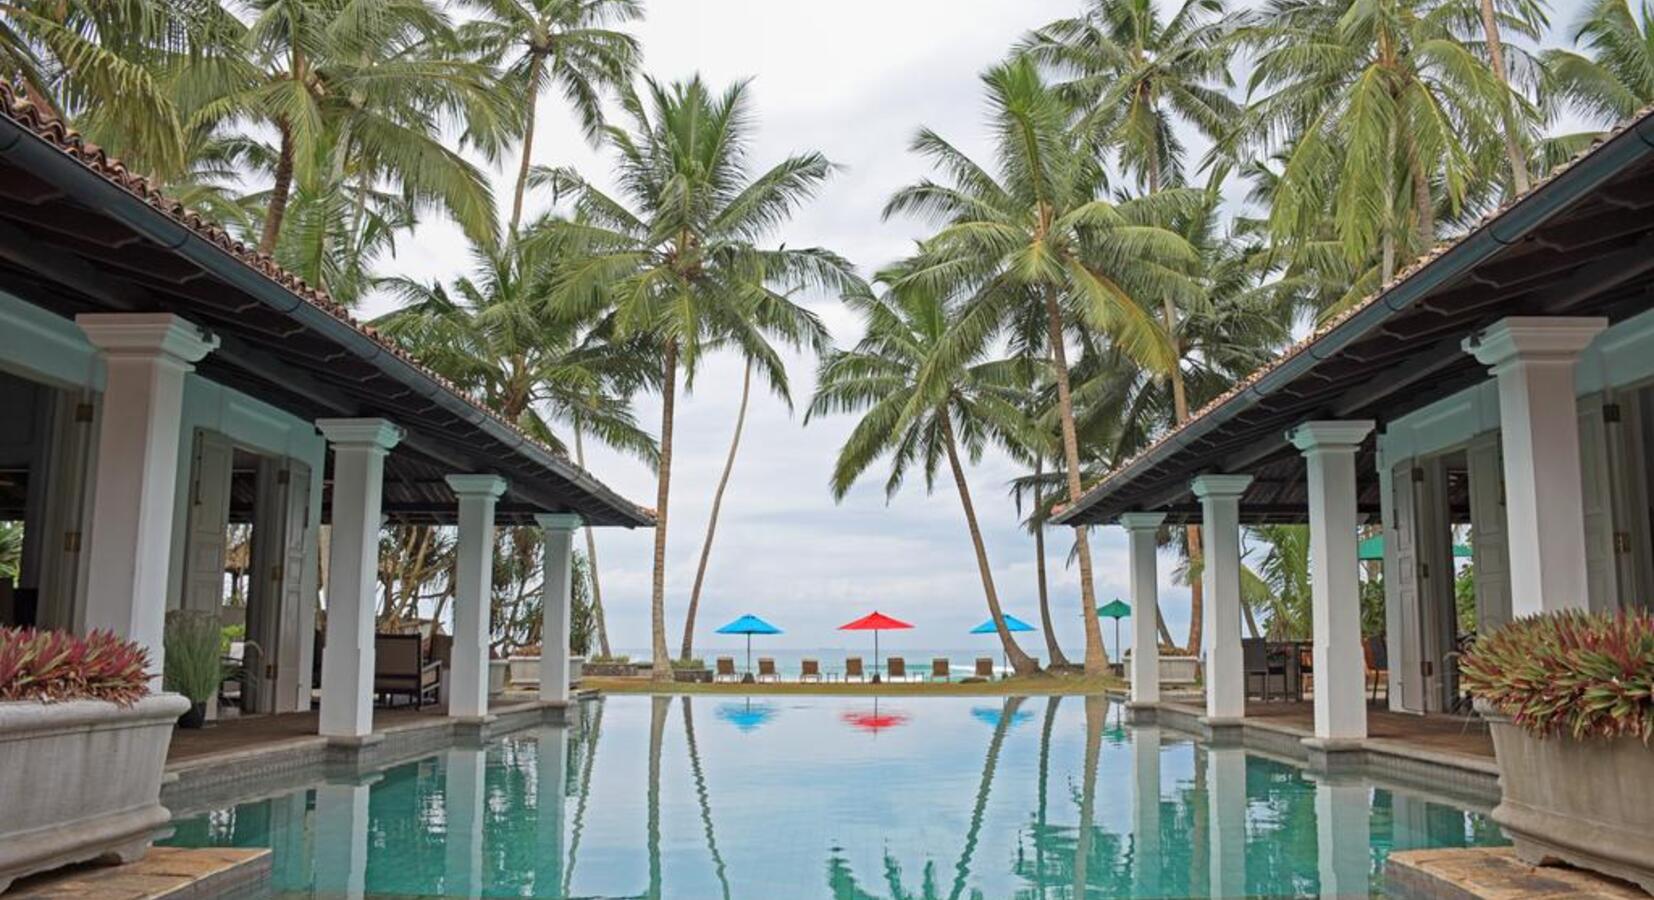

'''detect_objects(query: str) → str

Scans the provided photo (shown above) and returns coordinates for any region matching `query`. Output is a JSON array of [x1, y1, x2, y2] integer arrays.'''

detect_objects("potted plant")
[[671, 657, 711, 684], [163, 611, 226, 728], [0, 627, 188, 891], [1460, 610, 1653, 892]]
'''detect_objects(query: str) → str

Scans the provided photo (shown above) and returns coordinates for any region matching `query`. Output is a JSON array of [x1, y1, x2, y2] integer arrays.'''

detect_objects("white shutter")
[[1467, 431, 1512, 634], [1389, 459, 1426, 713], [183, 429, 233, 614], [1578, 393, 1621, 612]]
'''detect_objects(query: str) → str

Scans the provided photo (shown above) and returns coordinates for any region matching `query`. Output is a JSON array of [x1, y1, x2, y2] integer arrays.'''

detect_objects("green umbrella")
[[1357, 534, 1472, 561], [1097, 600, 1131, 663]]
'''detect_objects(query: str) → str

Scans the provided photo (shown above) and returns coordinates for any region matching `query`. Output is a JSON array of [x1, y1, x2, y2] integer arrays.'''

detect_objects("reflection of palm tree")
[[562, 699, 604, 896], [646, 695, 668, 898], [948, 696, 1026, 900], [1035, 696, 1063, 898], [1074, 695, 1105, 896], [681, 697, 732, 900], [825, 850, 942, 900]]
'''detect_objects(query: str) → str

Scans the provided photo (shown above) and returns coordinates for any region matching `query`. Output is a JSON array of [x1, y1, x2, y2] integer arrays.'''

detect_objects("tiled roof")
[[0, 81, 652, 525], [1057, 103, 1654, 521]]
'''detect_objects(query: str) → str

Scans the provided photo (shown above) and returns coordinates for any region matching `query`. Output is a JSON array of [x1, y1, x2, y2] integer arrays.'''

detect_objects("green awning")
[[1357, 534, 1472, 561]]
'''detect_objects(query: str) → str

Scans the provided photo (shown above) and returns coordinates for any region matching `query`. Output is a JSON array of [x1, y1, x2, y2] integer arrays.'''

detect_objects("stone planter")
[[1482, 706, 1654, 892], [583, 661, 638, 678], [487, 659, 509, 697], [0, 693, 190, 892], [507, 656, 538, 686], [673, 668, 712, 684], [1122, 653, 1202, 686]]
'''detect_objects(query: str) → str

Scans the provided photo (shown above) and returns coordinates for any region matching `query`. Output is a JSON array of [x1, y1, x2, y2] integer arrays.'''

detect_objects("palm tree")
[[196, 0, 501, 255], [1476, 0, 1549, 195], [681, 357, 749, 662], [544, 76, 855, 680], [809, 273, 1040, 675], [1021, 0, 1241, 197], [1240, 0, 1522, 282], [885, 57, 1195, 673], [457, 0, 642, 236], [1543, 0, 1654, 130], [1243, 524, 1312, 640]]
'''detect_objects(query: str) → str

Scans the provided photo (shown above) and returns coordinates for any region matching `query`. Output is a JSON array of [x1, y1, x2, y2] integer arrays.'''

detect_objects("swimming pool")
[[164, 694, 1505, 898]]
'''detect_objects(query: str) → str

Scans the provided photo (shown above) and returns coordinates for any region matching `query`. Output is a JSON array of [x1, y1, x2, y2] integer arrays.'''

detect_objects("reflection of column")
[[444, 747, 487, 898], [536, 727, 569, 896], [1207, 747, 1247, 899], [269, 792, 314, 889], [1316, 779, 1372, 897], [1121, 512, 1167, 706], [1388, 792, 1431, 852], [313, 783, 372, 899], [1131, 725, 1163, 896]]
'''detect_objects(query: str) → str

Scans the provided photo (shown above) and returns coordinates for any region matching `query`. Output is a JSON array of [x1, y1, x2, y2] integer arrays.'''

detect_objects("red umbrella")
[[838, 611, 914, 682]]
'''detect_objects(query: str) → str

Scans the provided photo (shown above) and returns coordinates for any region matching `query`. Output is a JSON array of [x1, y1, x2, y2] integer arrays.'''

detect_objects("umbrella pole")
[[875, 631, 880, 683], [746, 633, 752, 675]]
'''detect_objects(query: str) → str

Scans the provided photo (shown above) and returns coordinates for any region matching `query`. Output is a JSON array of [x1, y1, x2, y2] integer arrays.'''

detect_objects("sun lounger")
[[845, 656, 866, 682], [714, 657, 738, 682], [800, 658, 822, 682], [373, 633, 441, 708], [757, 657, 779, 683], [975, 657, 994, 679], [887, 657, 908, 682], [931, 658, 950, 682]]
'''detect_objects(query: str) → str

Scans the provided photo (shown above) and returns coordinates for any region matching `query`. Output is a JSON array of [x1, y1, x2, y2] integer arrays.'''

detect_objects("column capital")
[[1190, 473, 1253, 500], [76, 313, 218, 365], [1287, 420, 1375, 454], [1118, 511, 1167, 531], [1464, 316, 1607, 372], [317, 418, 403, 451], [534, 512, 583, 532], [445, 474, 508, 499]]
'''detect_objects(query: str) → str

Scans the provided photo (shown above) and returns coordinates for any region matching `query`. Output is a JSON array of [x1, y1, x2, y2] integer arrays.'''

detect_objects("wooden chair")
[[845, 656, 866, 682], [1363, 637, 1387, 701], [1243, 638, 1296, 702], [887, 657, 908, 682], [757, 657, 779, 683], [373, 633, 441, 708], [800, 658, 822, 682], [974, 657, 994, 679], [714, 657, 738, 682], [931, 658, 950, 682]]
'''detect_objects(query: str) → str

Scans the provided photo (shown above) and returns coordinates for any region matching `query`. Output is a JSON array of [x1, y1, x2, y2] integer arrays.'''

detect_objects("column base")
[[1199, 716, 1246, 746], [1124, 701, 1159, 725], [451, 714, 497, 740], [538, 701, 571, 726], [1301, 737, 1367, 775], [324, 732, 386, 771]]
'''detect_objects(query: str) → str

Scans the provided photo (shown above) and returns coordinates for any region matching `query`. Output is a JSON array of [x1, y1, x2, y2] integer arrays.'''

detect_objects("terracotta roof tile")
[[0, 83, 645, 520]]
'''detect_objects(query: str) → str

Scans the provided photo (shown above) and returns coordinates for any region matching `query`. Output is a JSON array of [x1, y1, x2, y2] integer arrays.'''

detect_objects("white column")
[[1191, 474, 1253, 721], [443, 747, 487, 898], [76, 315, 218, 677], [1315, 779, 1372, 897], [536, 514, 581, 704], [1289, 421, 1375, 741], [1120, 512, 1167, 705], [1465, 317, 1606, 617], [1131, 725, 1163, 896], [317, 418, 402, 740], [446, 475, 506, 721]]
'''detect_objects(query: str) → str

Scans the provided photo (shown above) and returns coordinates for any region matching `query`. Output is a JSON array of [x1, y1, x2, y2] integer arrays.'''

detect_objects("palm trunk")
[[1032, 458, 1071, 668], [573, 426, 611, 658], [258, 119, 294, 256], [508, 54, 545, 238], [1403, 128, 1434, 250], [563, 697, 603, 896], [649, 340, 678, 681], [1480, 0, 1531, 195], [1041, 288, 1108, 673], [1163, 295, 1206, 655], [681, 697, 732, 900], [680, 361, 751, 661], [941, 407, 1037, 675]]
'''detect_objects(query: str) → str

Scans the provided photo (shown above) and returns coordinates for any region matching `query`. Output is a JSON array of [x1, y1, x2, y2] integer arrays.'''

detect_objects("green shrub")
[[164, 611, 229, 703], [1461, 611, 1653, 742], [588, 654, 630, 665], [670, 657, 706, 670]]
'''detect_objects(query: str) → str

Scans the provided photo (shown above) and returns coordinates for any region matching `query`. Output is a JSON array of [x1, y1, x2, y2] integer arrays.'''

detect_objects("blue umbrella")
[[715, 614, 782, 675], [969, 614, 1036, 678], [717, 698, 777, 732]]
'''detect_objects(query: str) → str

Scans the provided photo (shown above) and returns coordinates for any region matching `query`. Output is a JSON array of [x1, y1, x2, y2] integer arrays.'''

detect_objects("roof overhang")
[[0, 91, 652, 528], [1055, 107, 1654, 527]]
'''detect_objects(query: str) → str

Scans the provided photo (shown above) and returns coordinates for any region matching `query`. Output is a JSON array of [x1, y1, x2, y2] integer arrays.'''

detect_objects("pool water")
[[165, 694, 1505, 898]]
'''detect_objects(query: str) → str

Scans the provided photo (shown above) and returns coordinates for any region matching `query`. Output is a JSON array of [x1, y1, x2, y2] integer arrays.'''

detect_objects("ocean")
[[609, 645, 1093, 679]]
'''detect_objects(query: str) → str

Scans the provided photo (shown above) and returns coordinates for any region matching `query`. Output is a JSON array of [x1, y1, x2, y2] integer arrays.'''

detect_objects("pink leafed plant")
[[1460, 610, 1654, 743], [0, 627, 151, 706]]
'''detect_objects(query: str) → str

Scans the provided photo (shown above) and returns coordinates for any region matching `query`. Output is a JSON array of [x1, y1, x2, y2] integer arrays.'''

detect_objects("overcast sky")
[[367, 0, 1589, 658]]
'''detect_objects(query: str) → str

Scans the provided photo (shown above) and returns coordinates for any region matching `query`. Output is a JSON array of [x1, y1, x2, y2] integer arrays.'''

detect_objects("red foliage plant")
[[0, 627, 152, 706], [1460, 611, 1654, 743]]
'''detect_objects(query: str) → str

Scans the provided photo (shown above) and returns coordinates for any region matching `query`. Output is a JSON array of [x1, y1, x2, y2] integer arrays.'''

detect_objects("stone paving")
[[1386, 847, 1649, 899], [6, 847, 269, 899]]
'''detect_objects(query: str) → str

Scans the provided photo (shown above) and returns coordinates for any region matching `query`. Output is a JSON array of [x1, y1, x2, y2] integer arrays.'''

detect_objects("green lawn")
[[581, 672, 1125, 697]]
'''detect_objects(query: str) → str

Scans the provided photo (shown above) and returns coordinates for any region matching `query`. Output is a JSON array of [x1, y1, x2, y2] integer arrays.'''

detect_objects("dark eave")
[[1054, 106, 1654, 527], [0, 86, 652, 528]]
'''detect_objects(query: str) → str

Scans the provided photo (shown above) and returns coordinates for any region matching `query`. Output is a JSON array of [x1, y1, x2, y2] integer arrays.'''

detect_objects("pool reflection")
[[165, 694, 1505, 898]]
